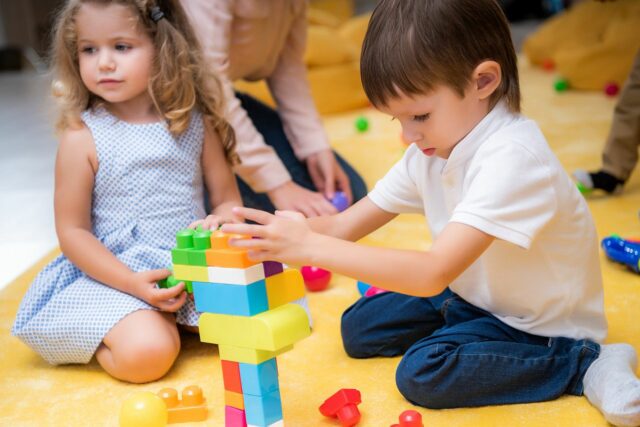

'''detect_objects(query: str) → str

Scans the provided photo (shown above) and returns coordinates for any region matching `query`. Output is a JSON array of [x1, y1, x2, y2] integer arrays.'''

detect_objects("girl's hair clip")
[[150, 6, 165, 23]]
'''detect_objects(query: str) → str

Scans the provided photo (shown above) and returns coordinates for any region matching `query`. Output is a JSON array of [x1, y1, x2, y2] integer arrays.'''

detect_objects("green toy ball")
[[120, 392, 168, 427], [355, 116, 369, 132], [554, 78, 569, 92]]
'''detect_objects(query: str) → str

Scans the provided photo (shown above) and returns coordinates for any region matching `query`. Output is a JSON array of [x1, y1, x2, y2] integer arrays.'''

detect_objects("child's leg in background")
[[601, 49, 640, 183], [575, 49, 640, 193], [95, 309, 180, 383], [341, 290, 452, 358]]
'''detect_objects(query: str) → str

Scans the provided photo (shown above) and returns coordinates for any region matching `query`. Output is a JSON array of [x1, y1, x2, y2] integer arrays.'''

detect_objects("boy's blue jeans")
[[235, 92, 368, 213], [341, 289, 600, 409]]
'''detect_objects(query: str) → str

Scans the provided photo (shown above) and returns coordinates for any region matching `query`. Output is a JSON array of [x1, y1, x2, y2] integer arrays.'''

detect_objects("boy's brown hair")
[[361, 0, 521, 113]]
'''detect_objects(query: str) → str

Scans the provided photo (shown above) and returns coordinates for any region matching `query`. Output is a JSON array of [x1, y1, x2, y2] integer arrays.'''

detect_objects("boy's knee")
[[113, 333, 180, 383], [341, 305, 373, 358], [395, 348, 455, 409]]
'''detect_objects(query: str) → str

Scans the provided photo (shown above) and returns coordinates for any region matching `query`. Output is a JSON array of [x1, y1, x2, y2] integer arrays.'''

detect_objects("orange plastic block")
[[158, 385, 208, 424], [209, 230, 249, 249], [205, 247, 259, 268], [224, 390, 245, 410], [221, 360, 243, 394], [265, 268, 305, 309]]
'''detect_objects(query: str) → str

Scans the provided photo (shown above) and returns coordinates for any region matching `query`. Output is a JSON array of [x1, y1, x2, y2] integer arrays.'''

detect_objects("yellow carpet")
[[2, 58, 639, 426]]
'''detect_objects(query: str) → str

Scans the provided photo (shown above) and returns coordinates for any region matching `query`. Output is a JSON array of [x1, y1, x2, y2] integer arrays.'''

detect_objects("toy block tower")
[[165, 228, 311, 427]]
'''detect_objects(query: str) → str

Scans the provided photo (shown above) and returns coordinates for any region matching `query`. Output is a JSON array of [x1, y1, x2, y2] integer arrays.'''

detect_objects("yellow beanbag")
[[523, 0, 640, 90]]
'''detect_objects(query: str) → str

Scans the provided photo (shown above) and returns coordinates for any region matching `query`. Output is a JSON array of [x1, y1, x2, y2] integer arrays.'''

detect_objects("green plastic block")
[[193, 229, 212, 250], [176, 229, 195, 249], [158, 275, 193, 294], [187, 249, 208, 266], [171, 248, 190, 265]]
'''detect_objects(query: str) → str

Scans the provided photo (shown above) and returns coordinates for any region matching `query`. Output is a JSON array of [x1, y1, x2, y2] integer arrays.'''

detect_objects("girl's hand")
[[220, 207, 317, 266], [189, 214, 226, 230], [132, 269, 187, 312]]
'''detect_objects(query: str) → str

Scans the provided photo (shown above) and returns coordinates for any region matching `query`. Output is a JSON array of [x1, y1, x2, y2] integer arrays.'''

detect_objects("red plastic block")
[[221, 360, 243, 394], [319, 388, 361, 426], [390, 410, 423, 427]]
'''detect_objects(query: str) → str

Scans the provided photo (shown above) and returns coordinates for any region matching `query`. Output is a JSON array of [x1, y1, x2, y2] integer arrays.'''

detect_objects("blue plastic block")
[[356, 280, 371, 296], [243, 389, 283, 427], [239, 359, 279, 396], [193, 280, 269, 316]]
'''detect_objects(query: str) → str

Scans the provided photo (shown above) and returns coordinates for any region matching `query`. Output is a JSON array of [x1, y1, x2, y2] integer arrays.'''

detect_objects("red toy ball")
[[301, 266, 332, 291], [391, 410, 423, 427], [541, 58, 555, 71], [604, 82, 619, 97]]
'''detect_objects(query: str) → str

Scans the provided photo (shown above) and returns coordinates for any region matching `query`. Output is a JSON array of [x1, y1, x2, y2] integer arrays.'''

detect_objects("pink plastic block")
[[225, 405, 247, 427]]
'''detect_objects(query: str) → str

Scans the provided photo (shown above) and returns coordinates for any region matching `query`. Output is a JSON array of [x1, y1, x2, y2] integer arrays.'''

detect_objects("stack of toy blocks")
[[168, 228, 311, 427]]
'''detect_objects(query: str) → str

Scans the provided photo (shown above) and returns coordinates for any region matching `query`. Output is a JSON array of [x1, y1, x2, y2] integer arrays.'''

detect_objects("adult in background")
[[181, 0, 368, 217]]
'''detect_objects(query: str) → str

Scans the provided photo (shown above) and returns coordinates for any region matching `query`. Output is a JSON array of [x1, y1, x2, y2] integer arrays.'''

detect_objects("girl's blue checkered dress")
[[12, 107, 205, 364]]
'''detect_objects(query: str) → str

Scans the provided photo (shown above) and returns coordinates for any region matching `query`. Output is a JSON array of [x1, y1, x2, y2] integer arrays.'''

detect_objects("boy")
[[222, 0, 640, 425]]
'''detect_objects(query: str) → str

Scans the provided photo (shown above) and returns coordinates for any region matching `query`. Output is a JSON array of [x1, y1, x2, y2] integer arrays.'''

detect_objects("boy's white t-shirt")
[[368, 102, 607, 342]]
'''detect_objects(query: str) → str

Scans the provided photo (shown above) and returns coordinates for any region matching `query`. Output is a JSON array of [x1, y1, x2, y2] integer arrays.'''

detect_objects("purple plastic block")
[[263, 261, 284, 278]]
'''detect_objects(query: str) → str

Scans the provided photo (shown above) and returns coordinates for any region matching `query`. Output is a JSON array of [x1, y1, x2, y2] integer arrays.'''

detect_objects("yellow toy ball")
[[119, 391, 168, 427]]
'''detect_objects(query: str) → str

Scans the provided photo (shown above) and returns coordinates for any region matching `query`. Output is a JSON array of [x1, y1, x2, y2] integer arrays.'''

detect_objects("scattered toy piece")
[[319, 388, 362, 427], [120, 391, 168, 427]]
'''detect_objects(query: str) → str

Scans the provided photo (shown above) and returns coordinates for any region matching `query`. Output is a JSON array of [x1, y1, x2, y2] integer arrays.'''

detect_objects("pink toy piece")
[[604, 82, 619, 97], [225, 405, 247, 427], [390, 410, 423, 427], [364, 286, 388, 297], [301, 266, 332, 292]]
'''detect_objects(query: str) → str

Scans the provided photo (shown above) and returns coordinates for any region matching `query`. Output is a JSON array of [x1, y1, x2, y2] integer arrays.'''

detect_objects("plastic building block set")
[[171, 227, 311, 426]]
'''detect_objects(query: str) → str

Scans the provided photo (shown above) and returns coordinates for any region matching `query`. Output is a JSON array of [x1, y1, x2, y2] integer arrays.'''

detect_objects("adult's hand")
[[267, 181, 337, 217], [306, 150, 353, 204]]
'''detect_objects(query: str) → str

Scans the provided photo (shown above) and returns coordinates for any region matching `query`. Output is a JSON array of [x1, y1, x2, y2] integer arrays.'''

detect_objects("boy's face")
[[378, 83, 489, 159]]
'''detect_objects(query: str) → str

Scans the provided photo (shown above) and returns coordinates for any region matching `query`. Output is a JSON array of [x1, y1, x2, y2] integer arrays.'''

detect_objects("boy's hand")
[[132, 269, 187, 312], [221, 207, 317, 265], [189, 214, 226, 230]]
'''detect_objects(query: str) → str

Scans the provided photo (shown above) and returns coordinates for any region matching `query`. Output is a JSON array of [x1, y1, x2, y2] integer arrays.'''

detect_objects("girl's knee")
[[100, 311, 181, 383], [113, 333, 180, 383]]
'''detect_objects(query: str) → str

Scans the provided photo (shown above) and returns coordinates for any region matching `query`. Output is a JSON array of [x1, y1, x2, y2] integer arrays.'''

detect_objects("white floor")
[[0, 71, 58, 291]]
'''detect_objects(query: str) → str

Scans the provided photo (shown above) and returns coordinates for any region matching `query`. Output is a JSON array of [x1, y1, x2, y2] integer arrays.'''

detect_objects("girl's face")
[[76, 3, 154, 109], [378, 83, 489, 159]]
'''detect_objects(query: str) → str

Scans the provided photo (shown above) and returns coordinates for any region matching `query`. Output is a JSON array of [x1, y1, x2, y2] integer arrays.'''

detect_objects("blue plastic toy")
[[601, 235, 640, 273], [330, 191, 349, 213], [356, 281, 371, 296]]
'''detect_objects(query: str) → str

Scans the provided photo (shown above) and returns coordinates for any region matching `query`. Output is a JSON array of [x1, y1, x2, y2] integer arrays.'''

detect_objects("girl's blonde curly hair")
[[51, 0, 238, 165]]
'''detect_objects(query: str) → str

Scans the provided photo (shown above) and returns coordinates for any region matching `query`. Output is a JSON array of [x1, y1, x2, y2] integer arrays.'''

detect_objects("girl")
[[12, 0, 242, 383]]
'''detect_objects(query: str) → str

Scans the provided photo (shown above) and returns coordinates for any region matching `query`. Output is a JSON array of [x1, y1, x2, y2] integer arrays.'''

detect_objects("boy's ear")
[[472, 60, 501, 100]]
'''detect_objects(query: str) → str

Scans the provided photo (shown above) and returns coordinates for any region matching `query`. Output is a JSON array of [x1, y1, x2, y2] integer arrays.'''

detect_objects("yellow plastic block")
[[266, 268, 306, 309], [219, 344, 293, 365], [205, 247, 259, 268], [224, 390, 245, 410], [173, 264, 208, 282], [199, 304, 310, 351]]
